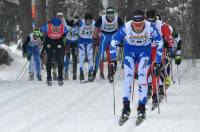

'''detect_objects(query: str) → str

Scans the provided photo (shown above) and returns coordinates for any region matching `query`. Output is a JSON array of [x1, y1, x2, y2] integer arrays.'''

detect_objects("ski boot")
[[79, 71, 85, 81], [107, 74, 114, 83], [91, 70, 97, 81], [136, 104, 146, 126], [158, 85, 164, 103], [37, 74, 42, 81], [29, 72, 34, 81], [58, 77, 64, 86], [73, 72, 77, 80], [88, 70, 93, 81], [47, 78, 52, 86], [100, 72, 105, 80], [119, 100, 130, 126], [151, 93, 158, 110]]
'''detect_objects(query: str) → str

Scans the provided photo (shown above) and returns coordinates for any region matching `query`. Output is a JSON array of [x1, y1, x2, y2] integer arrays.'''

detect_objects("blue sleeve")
[[150, 23, 163, 64], [110, 24, 126, 61], [63, 26, 68, 36], [40, 24, 48, 34], [79, 20, 83, 27]]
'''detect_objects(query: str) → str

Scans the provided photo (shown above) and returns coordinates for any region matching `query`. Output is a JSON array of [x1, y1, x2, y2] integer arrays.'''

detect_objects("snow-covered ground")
[[0, 45, 200, 132]]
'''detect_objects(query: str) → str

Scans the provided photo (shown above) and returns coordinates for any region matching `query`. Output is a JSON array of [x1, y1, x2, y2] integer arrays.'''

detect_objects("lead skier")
[[109, 10, 163, 125]]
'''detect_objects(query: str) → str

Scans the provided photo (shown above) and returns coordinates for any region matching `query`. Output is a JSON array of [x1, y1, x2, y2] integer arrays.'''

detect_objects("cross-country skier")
[[92, 7, 124, 82], [64, 18, 79, 80], [22, 29, 43, 81], [157, 14, 182, 89], [146, 9, 175, 106], [40, 17, 68, 86], [109, 10, 163, 126], [78, 12, 95, 81]]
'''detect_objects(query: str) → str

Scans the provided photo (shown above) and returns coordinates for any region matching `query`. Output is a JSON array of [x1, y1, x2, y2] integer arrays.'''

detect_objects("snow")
[[0, 46, 200, 132]]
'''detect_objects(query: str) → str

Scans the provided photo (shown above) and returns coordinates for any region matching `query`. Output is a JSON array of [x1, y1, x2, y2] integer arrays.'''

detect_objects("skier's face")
[[131, 21, 145, 33], [106, 13, 115, 21], [57, 15, 64, 21], [85, 19, 92, 26], [33, 34, 40, 40]]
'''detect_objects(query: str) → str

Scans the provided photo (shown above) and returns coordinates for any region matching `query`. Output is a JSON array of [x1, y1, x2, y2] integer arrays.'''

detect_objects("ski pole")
[[16, 60, 28, 81], [112, 79, 116, 115], [177, 65, 180, 85], [131, 77, 135, 103], [20, 65, 29, 80], [155, 77, 160, 114], [170, 59, 175, 84], [164, 63, 168, 102]]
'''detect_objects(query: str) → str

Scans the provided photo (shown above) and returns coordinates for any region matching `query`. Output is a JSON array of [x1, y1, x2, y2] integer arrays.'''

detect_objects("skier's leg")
[[137, 56, 150, 105], [56, 44, 64, 81], [79, 44, 85, 73], [34, 48, 42, 80], [86, 43, 94, 72], [72, 44, 78, 80], [119, 54, 134, 125], [79, 43, 85, 80], [46, 44, 53, 81], [93, 34, 107, 78]]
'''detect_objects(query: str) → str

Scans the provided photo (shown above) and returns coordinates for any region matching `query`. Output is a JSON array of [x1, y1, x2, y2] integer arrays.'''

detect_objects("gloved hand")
[[167, 47, 175, 58], [27, 54, 31, 61], [175, 55, 182, 65], [153, 63, 161, 77], [22, 51, 27, 57], [110, 60, 117, 75]]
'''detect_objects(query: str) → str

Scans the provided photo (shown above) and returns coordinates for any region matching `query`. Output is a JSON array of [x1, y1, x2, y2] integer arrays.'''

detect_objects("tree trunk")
[[19, 0, 32, 43]]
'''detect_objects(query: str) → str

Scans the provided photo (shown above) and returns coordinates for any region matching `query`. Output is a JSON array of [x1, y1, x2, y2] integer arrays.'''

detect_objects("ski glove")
[[175, 56, 182, 65], [110, 60, 117, 75], [167, 47, 175, 58], [27, 54, 31, 61], [153, 63, 161, 77]]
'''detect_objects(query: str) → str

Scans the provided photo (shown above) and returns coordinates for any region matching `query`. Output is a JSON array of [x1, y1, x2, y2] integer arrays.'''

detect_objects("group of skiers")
[[22, 7, 182, 126]]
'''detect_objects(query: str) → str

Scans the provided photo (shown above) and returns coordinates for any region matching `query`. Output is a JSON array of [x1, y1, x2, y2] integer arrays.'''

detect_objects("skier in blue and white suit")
[[92, 7, 123, 82], [78, 13, 95, 81], [109, 10, 163, 123], [22, 29, 43, 81]]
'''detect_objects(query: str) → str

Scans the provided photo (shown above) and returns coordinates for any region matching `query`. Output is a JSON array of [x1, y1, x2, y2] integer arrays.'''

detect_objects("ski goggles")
[[146, 17, 157, 22], [132, 20, 145, 28]]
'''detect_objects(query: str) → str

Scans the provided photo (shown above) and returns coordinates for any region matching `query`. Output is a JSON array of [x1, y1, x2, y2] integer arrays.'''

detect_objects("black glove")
[[118, 43, 123, 47], [175, 55, 182, 65], [22, 51, 27, 57], [109, 61, 117, 75], [27, 54, 31, 61], [153, 63, 161, 77], [167, 47, 175, 58]]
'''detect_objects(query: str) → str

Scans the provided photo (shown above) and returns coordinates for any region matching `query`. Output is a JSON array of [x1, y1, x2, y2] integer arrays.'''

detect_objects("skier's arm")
[[93, 17, 102, 39], [161, 23, 174, 48], [63, 25, 68, 36], [110, 25, 126, 61], [117, 17, 124, 28], [40, 24, 48, 34], [172, 31, 182, 55], [150, 24, 163, 64]]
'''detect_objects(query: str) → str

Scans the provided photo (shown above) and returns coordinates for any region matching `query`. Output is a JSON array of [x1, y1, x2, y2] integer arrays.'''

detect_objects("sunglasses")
[[132, 20, 145, 27], [57, 15, 64, 19]]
